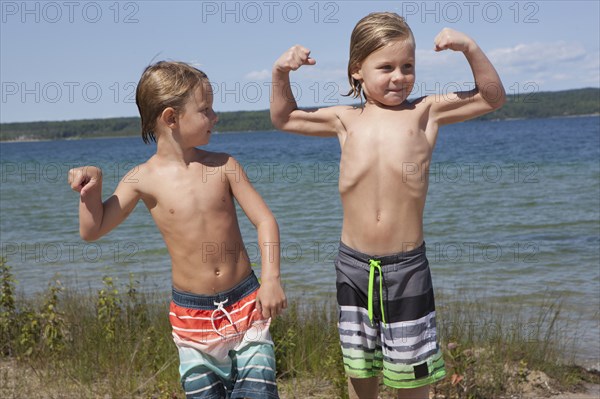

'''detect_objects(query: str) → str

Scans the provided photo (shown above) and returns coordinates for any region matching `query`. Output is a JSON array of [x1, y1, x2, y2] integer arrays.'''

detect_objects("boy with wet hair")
[[69, 61, 286, 399], [271, 12, 505, 399]]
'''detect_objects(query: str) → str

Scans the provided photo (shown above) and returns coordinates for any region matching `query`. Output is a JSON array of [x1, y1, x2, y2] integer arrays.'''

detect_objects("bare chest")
[[339, 119, 432, 193], [142, 165, 234, 221]]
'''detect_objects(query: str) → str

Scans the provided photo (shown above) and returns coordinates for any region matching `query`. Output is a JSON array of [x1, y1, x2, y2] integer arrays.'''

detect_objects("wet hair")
[[346, 12, 415, 101], [135, 61, 209, 144]]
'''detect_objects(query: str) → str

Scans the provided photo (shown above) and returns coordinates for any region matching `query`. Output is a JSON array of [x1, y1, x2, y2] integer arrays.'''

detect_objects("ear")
[[160, 107, 177, 128], [351, 65, 363, 82]]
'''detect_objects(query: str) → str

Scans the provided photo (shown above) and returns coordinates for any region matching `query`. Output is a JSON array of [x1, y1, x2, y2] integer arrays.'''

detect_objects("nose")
[[391, 68, 405, 83]]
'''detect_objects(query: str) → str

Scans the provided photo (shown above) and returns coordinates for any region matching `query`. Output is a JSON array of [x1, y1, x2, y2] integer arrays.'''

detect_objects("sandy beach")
[[2, 358, 599, 399]]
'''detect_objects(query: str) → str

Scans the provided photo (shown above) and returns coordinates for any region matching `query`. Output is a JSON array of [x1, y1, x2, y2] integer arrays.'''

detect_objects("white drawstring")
[[211, 298, 235, 337]]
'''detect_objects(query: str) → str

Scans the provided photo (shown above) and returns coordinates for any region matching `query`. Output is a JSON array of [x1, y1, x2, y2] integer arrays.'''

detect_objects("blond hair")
[[346, 12, 415, 100], [135, 61, 209, 143]]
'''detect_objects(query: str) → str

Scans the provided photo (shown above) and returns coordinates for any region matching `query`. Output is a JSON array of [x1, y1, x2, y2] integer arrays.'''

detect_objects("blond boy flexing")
[[271, 12, 504, 399]]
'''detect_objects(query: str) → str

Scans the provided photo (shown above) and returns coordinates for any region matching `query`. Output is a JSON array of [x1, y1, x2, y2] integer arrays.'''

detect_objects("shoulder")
[[120, 161, 152, 188], [198, 149, 234, 168], [196, 150, 244, 184], [332, 104, 361, 116], [120, 161, 147, 180], [403, 96, 437, 124], [334, 104, 367, 126], [223, 153, 241, 170], [112, 162, 148, 198], [409, 95, 435, 109], [132, 156, 165, 178]]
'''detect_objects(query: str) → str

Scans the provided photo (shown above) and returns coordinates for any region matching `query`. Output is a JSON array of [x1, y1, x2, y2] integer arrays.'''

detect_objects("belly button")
[[215, 269, 221, 276]]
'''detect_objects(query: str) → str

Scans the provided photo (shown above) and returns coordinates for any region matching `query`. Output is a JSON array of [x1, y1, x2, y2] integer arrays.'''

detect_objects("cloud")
[[410, 40, 598, 93], [488, 41, 586, 74], [416, 49, 459, 67], [245, 69, 270, 80], [485, 41, 600, 89]]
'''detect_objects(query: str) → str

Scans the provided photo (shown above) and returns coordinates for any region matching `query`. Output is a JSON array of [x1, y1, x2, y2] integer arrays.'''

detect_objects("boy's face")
[[352, 39, 416, 107], [176, 83, 218, 147]]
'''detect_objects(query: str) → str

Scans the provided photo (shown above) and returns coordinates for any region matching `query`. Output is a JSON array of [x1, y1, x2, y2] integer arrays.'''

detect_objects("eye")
[[403, 63, 414, 70], [378, 65, 393, 70]]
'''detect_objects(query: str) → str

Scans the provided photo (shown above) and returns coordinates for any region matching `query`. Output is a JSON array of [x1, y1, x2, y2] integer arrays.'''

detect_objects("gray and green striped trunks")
[[334, 241, 446, 388]]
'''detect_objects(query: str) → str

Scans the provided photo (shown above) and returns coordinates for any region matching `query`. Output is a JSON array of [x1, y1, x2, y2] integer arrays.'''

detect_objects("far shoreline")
[[1, 113, 599, 143], [0, 128, 279, 143]]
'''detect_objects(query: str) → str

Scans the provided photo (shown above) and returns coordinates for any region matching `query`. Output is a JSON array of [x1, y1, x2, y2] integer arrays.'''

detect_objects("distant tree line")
[[476, 87, 600, 121], [1, 88, 598, 141]]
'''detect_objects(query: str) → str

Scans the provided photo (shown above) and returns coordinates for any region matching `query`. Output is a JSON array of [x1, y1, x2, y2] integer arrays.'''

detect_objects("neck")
[[155, 132, 197, 164]]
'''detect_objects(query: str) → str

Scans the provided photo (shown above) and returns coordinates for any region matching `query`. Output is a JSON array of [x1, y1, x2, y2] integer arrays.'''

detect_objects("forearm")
[[254, 216, 286, 318], [270, 69, 298, 129], [78, 188, 104, 241], [464, 43, 505, 107], [257, 217, 281, 281]]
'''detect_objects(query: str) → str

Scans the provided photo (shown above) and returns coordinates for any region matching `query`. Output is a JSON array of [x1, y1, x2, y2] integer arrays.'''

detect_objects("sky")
[[1, 0, 599, 123]]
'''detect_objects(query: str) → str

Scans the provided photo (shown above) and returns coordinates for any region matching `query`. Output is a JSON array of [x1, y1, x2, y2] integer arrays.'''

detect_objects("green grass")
[[432, 291, 585, 398], [1, 258, 596, 398]]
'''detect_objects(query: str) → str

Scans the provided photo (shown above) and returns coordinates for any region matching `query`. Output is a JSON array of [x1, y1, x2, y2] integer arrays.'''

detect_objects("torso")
[[336, 98, 437, 255], [133, 150, 251, 294]]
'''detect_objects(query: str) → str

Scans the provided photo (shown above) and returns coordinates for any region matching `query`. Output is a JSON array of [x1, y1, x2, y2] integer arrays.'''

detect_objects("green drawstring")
[[368, 259, 386, 325]]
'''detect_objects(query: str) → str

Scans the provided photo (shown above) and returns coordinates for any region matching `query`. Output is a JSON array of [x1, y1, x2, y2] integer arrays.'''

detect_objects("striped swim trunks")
[[335, 241, 446, 389], [170, 272, 279, 399]]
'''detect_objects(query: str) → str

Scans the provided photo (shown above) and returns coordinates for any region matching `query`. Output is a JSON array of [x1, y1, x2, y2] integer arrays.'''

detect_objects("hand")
[[273, 45, 316, 73], [434, 28, 476, 53], [68, 166, 102, 197], [256, 278, 287, 319]]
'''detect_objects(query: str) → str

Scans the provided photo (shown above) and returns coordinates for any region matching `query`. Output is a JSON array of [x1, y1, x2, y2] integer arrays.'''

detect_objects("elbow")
[[270, 115, 282, 130], [270, 115, 288, 132], [80, 229, 99, 242], [271, 217, 279, 231], [258, 214, 279, 233], [491, 84, 507, 110], [264, 215, 279, 230], [477, 82, 506, 112], [494, 91, 507, 110], [486, 97, 505, 114]]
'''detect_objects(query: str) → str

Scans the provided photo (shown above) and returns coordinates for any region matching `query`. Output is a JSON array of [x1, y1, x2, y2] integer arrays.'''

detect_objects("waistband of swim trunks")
[[338, 241, 426, 266], [171, 271, 259, 310]]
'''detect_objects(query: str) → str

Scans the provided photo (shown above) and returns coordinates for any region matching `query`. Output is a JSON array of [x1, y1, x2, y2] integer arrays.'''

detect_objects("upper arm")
[[96, 168, 143, 237], [272, 106, 345, 137], [429, 89, 498, 126], [225, 157, 275, 227]]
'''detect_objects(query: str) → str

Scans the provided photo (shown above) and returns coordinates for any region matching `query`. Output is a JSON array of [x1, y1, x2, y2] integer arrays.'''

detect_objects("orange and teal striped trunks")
[[170, 272, 279, 399]]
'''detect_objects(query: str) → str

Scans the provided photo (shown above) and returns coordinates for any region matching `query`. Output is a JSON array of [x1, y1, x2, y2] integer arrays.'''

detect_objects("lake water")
[[1, 115, 599, 366]]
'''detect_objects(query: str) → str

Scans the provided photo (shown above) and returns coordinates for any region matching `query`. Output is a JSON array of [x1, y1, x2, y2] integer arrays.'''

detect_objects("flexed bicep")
[[97, 178, 142, 235], [271, 45, 346, 137], [429, 28, 505, 125], [78, 167, 143, 241], [428, 89, 498, 126], [276, 106, 346, 137]]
